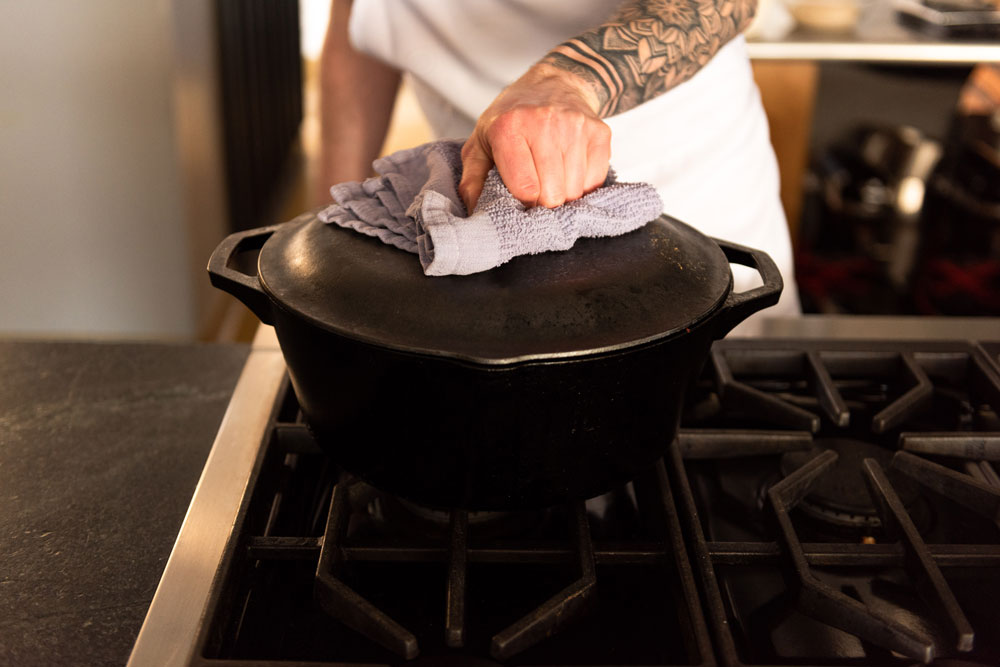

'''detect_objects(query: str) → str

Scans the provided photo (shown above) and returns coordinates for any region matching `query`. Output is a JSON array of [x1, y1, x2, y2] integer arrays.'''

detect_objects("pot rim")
[[261, 274, 733, 369], [250, 213, 734, 369], [209, 216, 781, 369]]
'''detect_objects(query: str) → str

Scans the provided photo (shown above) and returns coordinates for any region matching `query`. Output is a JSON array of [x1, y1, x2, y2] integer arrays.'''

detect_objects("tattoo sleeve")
[[541, 0, 757, 117]]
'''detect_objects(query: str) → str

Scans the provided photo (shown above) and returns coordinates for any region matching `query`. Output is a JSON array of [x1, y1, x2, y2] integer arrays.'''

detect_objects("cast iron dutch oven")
[[209, 210, 782, 510]]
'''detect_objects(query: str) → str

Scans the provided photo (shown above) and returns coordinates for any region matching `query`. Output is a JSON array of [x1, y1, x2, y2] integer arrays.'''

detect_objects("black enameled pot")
[[209, 211, 782, 509]]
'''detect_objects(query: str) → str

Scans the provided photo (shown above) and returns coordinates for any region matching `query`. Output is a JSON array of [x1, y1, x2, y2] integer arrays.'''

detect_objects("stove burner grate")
[[312, 475, 598, 661], [675, 339, 1000, 666], [174, 338, 1000, 666], [192, 390, 715, 666]]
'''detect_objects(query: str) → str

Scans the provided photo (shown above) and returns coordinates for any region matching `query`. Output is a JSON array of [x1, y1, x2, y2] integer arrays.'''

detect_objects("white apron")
[[348, 0, 800, 333]]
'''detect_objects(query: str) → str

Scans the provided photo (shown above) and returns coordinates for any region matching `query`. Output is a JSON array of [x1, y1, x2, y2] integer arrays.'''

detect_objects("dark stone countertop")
[[0, 339, 251, 666]]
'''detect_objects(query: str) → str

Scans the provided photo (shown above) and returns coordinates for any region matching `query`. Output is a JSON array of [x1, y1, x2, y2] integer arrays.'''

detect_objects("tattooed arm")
[[459, 0, 757, 211], [544, 0, 756, 117]]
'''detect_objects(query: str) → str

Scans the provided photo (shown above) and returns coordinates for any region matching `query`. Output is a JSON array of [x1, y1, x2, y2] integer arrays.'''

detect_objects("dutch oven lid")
[[258, 213, 733, 365]]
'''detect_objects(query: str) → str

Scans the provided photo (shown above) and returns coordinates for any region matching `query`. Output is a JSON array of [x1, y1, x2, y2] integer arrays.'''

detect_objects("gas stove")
[[129, 324, 1000, 666]]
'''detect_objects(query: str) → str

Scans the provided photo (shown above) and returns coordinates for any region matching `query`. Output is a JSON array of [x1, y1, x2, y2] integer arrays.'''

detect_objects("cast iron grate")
[[673, 339, 1000, 666], [311, 475, 599, 661], [190, 379, 715, 666]]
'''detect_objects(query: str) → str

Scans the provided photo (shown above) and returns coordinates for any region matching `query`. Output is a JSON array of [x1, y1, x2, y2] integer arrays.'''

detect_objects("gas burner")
[[361, 483, 551, 540], [780, 438, 921, 530]]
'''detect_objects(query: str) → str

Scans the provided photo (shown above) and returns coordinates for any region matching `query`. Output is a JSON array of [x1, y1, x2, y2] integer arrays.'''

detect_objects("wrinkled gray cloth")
[[318, 140, 663, 276]]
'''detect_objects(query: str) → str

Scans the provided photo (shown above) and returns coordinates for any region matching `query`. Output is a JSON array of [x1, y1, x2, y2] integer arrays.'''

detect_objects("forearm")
[[317, 0, 400, 193], [541, 0, 757, 118]]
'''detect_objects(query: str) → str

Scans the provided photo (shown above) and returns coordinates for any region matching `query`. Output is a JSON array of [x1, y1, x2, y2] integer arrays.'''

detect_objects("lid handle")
[[207, 224, 283, 325], [712, 238, 784, 337]]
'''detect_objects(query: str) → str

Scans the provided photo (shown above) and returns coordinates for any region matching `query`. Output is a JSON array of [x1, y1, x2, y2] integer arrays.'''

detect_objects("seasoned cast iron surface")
[[258, 214, 732, 363]]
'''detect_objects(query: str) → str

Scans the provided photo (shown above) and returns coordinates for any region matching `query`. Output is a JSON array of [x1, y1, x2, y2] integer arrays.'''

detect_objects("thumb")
[[458, 139, 493, 214]]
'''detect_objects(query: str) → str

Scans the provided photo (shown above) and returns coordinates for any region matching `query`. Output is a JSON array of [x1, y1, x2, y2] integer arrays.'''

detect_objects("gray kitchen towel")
[[318, 140, 663, 276]]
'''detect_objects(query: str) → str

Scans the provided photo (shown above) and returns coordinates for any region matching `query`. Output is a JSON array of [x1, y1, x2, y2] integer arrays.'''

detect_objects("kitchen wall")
[[0, 1, 227, 339]]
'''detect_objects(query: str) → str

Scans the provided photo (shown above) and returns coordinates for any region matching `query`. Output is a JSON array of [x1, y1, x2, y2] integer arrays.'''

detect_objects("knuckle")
[[510, 183, 540, 207], [515, 181, 540, 200], [534, 105, 558, 122], [509, 105, 554, 131], [490, 111, 521, 135], [551, 110, 583, 137], [593, 121, 612, 141], [461, 139, 488, 165]]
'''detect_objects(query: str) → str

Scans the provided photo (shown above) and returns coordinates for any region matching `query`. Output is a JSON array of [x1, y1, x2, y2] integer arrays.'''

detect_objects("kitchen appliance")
[[894, 0, 1000, 38], [799, 116, 1000, 317], [207, 213, 781, 509], [796, 124, 943, 314], [129, 326, 1000, 666], [912, 112, 1000, 315]]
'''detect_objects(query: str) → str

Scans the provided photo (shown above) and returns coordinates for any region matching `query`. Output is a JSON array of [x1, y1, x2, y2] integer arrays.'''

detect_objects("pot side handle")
[[712, 238, 784, 337], [207, 224, 283, 325]]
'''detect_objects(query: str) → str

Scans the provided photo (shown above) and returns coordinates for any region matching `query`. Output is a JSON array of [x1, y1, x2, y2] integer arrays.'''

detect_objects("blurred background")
[[0, 0, 426, 342], [0, 0, 996, 341]]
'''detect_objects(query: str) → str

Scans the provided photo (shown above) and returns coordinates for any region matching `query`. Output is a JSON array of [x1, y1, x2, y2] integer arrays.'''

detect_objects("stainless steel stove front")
[[128, 327, 285, 667]]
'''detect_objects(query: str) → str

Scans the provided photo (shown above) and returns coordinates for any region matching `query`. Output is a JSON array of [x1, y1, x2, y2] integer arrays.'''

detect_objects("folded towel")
[[318, 140, 663, 276]]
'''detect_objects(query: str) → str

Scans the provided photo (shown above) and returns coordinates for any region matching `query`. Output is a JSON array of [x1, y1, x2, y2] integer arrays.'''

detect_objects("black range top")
[[129, 332, 1000, 666]]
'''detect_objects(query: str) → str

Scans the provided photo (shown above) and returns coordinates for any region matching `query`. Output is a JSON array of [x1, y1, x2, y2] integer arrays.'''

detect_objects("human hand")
[[459, 63, 611, 212]]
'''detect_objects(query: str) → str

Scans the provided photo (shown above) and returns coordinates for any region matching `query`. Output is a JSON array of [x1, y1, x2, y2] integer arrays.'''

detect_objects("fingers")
[[466, 116, 611, 211], [527, 118, 607, 207], [530, 136, 567, 208], [462, 73, 613, 211], [562, 137, 587, 203], [492, 129, 541, 208], [493, 113, 607, 209], [584, 124, 612, 194], [458, 138, 493, 213]]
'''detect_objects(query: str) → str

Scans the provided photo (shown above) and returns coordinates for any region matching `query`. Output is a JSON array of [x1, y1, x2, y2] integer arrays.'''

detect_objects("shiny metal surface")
[[126, 326, 284, 667], [748, 1, 1000, 62]]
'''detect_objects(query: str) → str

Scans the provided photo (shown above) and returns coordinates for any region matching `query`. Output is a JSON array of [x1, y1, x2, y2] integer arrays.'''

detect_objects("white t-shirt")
[[348, 0, 800, 332]]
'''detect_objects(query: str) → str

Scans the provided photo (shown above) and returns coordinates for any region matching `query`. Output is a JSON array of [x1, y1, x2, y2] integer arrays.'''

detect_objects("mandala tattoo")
[[542, 0, 756, 117]]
